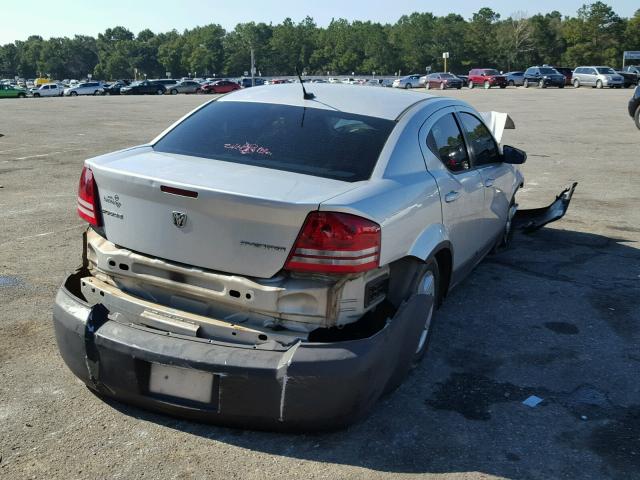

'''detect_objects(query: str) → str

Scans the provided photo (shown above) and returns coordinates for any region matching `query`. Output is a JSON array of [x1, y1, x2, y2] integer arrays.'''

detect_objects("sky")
[[1, 0, 638, 44]]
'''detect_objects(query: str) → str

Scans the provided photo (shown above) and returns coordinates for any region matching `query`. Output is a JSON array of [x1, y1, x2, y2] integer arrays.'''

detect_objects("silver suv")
[[573, 66, 624, 89]]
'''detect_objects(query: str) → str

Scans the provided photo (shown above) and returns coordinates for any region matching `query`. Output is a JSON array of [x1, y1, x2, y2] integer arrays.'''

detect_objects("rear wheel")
[[405, 83, 412, 89], [157, 89, 164, 95], [33, 93, 40, 97], [70, 91, 78, 96], [170, 89, 178, 95], [539, 80, 546, 89], [440, 82, 445, 90], [524, 79, 530, 88], [425, 82, 430, 90], [468, 81, 474, 89], [493, 198, 517, 253], [484, 80, 490, 89], [635, 106, 640, 130], [573, 78, 580, 88], [410, 261, 439, 365], [508, 80, 515, 87], [559, 84, 565, 89], [17, 92, 26, 98], [596, 80, 603, 89]]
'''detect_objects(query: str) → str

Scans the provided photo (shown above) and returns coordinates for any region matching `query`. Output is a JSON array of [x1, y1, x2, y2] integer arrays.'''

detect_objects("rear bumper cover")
[[53, 281, 430, 431]]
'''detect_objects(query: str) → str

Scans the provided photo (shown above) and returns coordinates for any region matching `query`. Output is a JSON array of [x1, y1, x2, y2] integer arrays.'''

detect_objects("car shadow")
[[100, 227, 640, 480]]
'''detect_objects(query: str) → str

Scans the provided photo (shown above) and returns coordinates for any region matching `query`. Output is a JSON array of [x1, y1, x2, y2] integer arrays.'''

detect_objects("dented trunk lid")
[[87, 147, 359, 278]]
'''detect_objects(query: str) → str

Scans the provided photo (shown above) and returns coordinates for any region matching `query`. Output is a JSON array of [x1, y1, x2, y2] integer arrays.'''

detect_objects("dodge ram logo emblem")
[[172, 211, 187, 228]]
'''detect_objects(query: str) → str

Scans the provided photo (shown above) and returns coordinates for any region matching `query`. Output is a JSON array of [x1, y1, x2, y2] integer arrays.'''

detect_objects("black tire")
[[170, 89, 178, 95], [508, 80, 515, 87], [440, 82, 445, 90], [559, 84, 565, 89], [524, 79, 529, 88], [484, 80, 490, 89], [499, 85, 506, 89], [492, 197, 517, 253], [635, 106, 640, 130], [573, 79, 580, 88], [596, 80, 603, 89], [539, 80, 547, 89], [409, 260, 440, 365], [405, 83, 412, 89], [457, 86, 461, 89], [105, 91, 111, 95], [70, 91, 77, 96], [468, 81, 474, 89], [17, 92, 26, 98], [33, 93, 40, 97], [425, 82, 430, 90], [157, 89, 164, 95]]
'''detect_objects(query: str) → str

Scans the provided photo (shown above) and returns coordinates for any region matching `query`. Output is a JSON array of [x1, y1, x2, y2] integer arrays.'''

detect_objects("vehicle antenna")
[[295, 68, 314, 100]]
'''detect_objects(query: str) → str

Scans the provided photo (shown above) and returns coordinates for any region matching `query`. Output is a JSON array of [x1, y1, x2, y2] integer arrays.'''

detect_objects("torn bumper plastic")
[[53, 279, 431, 431], [514, 182, 578, 233]]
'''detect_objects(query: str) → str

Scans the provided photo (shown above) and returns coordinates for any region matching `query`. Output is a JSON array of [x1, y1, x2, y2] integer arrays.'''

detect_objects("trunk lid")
[[88, 147, 360, 278]]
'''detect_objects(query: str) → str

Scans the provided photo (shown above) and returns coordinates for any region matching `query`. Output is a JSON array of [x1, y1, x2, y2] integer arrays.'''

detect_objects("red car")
[[468, 68, 507, 89], [553, 67, 574, 86], [201, 80, 242, 94]]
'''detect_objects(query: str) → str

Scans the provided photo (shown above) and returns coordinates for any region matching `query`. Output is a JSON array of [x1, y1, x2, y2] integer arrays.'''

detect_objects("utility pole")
[[250, 47, 255, 87]]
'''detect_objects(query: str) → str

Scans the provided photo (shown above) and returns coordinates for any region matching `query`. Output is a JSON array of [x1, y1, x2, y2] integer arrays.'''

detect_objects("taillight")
[[77, 166, 102, 226], [285, 212, 381, 274]]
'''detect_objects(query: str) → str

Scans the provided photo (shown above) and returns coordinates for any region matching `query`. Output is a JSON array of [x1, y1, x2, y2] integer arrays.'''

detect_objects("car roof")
[[218, 83, 433, 120]]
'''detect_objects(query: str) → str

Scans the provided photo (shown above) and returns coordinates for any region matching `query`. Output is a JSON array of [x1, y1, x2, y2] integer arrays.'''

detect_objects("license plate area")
[[147, 363, 219, 407]]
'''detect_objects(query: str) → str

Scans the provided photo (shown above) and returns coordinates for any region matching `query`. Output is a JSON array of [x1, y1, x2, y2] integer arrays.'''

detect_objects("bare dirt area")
[[1, 88, 639, 479]]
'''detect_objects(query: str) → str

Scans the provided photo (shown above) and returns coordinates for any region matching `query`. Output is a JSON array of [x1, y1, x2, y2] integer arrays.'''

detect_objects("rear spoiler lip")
[[479, 111, 516, 144]]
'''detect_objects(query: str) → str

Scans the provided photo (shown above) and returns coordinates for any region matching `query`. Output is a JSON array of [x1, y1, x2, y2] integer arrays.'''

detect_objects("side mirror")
[[503, 145, 527, 164]]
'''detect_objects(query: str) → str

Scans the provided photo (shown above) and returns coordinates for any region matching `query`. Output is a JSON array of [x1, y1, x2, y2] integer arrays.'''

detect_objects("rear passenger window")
[[459, 113, 501, 166], [427, 114, 470, 172]]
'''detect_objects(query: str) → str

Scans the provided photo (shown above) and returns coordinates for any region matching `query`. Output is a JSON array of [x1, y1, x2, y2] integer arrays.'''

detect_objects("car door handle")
[[444, 191, 460, 203], [484, 178, 495, 187]]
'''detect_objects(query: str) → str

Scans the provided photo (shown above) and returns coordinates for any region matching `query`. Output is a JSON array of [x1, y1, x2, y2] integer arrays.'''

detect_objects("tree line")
[[1, 2, 638, 80]]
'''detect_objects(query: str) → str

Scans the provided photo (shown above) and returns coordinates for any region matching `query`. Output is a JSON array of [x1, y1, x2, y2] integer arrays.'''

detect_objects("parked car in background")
[[0, 84, 27, 98], [505, 71, 525, 87], [392, 74, 422, 89], [523, 66, 566, 88], [102, 81, 128, 95], [166, 80, 202, 95], [572, 66, 624, 88], [615, 69, 640, 88], [30, 83, 64, 97], [64, 82, 103, 96], [34, 77, 51, 87], [150, 79, 178, 89], [200, 80, 242, 94], [424, 72, 463, 90], [120, 80, 166, 95], [629, 85, 640, 129], [240, 77, 265, 88], [468, 69, 507, 89], [553, 67, 573, 86], [455, 74, 469, 87]]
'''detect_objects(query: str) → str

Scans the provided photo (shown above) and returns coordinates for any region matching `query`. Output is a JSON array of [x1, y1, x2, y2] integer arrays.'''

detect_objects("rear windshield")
[[539, 68, 558, 74], [153, 101, 396, 182], [596, 67, 616, 74], [483, 69, 500, 76]]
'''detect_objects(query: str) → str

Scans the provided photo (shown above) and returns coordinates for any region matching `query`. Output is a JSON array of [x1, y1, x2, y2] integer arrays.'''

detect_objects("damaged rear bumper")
[[53, 277, 431, 431]]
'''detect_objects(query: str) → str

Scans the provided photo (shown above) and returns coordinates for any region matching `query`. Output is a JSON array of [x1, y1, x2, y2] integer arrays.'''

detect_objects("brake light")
[[285, 212, 381, 274], [77, 166, 102, 226]]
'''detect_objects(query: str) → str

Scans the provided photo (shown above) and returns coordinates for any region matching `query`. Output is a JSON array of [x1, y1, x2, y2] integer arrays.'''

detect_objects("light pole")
[[442, 52, 450, 72], [250, 47, 255, 87]]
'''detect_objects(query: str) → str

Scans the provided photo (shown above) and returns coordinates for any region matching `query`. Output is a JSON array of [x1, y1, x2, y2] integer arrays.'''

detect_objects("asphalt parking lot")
[[1, 88, 639, 480]]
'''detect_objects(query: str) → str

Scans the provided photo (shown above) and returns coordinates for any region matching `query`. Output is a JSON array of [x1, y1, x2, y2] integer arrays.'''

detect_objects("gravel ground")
[[1, 88, 639, 480]]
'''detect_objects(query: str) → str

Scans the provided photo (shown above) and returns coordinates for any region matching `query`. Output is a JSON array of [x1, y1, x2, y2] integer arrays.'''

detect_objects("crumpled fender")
[[514, 182, 578, 233]]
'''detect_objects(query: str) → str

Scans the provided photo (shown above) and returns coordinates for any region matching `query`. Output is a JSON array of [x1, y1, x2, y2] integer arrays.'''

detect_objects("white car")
[[392, 74, 422, 89], [30, 83, 64, 97], [63, 81, 103, 96], [53, 84, 574, 430]]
